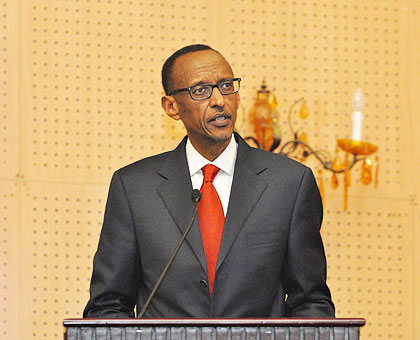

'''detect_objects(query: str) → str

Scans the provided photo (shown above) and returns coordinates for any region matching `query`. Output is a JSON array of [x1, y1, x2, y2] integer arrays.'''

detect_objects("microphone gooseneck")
[[138, 190, 201, 318]]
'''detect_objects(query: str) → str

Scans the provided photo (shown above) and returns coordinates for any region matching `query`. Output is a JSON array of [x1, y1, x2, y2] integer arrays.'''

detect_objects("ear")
[[162, 95, 181, 121]]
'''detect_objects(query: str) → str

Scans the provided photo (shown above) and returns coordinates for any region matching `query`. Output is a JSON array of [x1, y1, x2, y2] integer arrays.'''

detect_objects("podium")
[[64, 318, 365, 340]]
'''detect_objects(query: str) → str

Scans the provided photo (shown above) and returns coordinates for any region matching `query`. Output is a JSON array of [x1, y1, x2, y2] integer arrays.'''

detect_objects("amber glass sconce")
[[245, 82, 378, 210]]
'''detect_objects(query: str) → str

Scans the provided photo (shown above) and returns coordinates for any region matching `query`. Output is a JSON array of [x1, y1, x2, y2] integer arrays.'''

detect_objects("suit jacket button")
[[199, 279, 208, 288]]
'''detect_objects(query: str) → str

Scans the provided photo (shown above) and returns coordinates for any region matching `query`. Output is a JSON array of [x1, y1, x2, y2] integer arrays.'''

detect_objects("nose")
[[208, 87, 225, 107]]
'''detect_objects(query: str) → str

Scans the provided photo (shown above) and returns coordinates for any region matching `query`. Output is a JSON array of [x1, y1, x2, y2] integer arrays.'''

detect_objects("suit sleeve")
[[83, 171, 141, 318], [283, 167, 335, 317]]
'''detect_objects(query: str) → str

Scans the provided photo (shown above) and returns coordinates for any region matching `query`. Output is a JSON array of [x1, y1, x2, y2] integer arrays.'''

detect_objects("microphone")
[[191, 188, 201, 203], [138, 189, 201, 318]]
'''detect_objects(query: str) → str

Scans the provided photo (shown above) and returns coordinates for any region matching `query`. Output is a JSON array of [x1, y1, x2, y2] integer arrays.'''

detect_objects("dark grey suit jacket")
[[83, 133, 334, 318]]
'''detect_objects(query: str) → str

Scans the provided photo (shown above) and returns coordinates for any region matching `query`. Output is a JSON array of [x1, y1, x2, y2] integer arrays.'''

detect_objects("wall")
[[0, 1, 419, 339]]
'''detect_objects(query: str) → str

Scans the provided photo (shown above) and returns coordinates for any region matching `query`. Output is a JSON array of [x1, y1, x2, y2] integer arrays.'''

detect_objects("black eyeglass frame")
[[167, 78, 241, 101]]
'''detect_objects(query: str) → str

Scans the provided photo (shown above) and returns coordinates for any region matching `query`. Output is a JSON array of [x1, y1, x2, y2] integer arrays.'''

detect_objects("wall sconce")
[[245, 82, 378, 210]]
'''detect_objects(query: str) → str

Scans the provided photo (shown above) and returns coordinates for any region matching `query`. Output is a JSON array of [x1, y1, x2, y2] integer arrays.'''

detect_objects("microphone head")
[[191, 189, 201, 203]]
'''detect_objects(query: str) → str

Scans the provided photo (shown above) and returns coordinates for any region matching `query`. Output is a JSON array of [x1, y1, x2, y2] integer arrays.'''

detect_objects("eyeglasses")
[[168, 78, 241, 101]]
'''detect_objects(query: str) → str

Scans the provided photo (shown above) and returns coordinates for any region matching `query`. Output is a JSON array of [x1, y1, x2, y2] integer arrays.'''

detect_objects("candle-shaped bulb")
[[352, 88, 364, 111], [351, 88, 364, 141]]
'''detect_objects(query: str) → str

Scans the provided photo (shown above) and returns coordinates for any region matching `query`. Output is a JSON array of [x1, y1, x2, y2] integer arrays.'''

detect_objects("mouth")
[[209, 113, 231, 125]]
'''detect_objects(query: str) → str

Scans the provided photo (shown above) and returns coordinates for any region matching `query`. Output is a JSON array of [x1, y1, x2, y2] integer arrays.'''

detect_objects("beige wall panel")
[[0, 0, 19, 178], [0, 181, 20, 340], [408, 1, 420, 338], [19, 181, 108, 339], [19, 1, 220, 185], [322, 196, 414, 340]]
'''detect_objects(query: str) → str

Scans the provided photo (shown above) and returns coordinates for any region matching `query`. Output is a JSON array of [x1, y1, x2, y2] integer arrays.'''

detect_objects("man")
[[83, 44, 335, 318]]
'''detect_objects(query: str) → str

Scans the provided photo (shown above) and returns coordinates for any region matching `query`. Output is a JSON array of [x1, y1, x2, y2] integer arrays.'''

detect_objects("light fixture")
[[245, 82, 378, 210]]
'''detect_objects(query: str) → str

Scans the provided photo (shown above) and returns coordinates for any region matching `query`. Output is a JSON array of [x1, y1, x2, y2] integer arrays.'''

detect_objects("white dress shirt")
[[185, 136, 238, 216]]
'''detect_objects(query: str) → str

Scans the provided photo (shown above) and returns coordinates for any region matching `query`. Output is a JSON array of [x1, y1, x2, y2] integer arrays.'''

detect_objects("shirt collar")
[[186, 135, 238, 177]]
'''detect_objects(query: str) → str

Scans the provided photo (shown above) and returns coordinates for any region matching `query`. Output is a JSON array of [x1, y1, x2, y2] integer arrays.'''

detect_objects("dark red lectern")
[[63, 318, 365, 340]]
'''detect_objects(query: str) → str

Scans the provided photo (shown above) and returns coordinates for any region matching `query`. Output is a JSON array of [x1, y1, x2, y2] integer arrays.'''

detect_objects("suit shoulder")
[[247, 146, 310, 174], [115, 150, 172, 178]]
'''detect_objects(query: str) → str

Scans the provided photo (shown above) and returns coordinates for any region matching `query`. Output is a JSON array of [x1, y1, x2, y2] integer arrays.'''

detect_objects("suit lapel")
[[156, 137, 207, 273], [216, 134, 268, 271]]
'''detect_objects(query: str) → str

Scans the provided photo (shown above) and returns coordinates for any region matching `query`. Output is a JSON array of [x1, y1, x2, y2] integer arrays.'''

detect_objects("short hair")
[[161, 44, 217, 95]]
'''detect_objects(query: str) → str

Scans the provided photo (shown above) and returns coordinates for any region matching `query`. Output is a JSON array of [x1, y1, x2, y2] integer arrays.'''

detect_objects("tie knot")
[[202, 164, 220, 183]]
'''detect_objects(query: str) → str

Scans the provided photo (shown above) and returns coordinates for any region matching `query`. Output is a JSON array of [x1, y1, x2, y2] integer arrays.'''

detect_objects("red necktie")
[[198, 164, 225, 295]]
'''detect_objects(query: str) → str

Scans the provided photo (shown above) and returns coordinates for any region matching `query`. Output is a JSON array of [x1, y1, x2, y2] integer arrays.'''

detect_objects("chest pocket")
[[247, 229, 283, 247]]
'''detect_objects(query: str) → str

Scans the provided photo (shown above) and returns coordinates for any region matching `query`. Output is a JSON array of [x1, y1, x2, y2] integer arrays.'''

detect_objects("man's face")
[[164, 50, 240, 155]]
